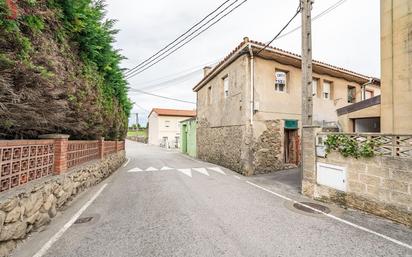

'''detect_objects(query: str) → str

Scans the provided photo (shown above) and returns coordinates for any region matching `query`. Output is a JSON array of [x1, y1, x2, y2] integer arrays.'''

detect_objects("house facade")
[[193, 37, 380, 176], [180, 118, 197, 157], [147, 108, 196, 148]]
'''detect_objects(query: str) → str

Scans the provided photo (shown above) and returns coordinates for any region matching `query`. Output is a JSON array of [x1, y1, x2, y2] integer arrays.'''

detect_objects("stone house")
[[193, 37, 380, 176], [147, 108, 196, 148]]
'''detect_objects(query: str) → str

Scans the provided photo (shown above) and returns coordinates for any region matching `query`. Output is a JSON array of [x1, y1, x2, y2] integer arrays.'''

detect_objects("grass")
[[127, 129, 147, 137]]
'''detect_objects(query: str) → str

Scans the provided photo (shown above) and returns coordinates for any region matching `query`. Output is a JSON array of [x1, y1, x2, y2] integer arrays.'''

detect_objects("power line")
[[276, 0, 348, 41], [257, 2, 302, 55], [127, 0, 347, 94], [126, 0, 248, 79], [129, 58, 220, 86], [125, 0, 232, 77], [129, 89, 196, 104], [126, 0, 243, 79]]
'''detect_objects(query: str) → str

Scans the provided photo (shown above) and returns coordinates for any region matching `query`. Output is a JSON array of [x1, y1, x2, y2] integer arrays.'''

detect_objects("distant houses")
[[147, 108, 196, 148], [192, 37, 380, 176]]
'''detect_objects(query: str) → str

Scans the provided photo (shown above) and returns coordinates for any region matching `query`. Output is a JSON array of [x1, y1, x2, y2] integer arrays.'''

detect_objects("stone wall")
[[302, 129, 412, 227], [197, 119, 252, 175], [252, 120, 283, 174], [127, 136, 147, 144], [0, 151, 125, 257]]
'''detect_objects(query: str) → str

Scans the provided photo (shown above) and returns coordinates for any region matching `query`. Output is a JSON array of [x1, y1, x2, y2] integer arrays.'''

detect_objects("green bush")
[[325, 134, 380, 158]]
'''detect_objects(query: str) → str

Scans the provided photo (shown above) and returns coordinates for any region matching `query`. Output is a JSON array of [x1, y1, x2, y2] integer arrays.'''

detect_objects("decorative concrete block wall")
[[0, 135, 126, 256], [302, 131, 412, 227]]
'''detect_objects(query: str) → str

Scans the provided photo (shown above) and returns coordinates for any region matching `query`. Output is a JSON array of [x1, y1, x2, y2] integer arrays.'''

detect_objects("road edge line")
[[246, 181, 412, 250], [32, 183, 108, 257], [122, 158, 130, 168]]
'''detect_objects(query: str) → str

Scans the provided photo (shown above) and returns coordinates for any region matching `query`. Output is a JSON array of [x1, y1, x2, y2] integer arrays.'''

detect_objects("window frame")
[[223, 75, 229, 99], [323, 81, 332, 100]]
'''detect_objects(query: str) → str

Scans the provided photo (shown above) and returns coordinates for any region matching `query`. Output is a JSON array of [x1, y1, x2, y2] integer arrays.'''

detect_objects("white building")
[[148, 108, 196, 148]]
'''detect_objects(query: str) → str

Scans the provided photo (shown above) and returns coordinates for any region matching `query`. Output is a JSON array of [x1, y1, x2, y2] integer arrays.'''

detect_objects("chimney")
[[203, 66, 212, 77], [243, 36, 249, 43]]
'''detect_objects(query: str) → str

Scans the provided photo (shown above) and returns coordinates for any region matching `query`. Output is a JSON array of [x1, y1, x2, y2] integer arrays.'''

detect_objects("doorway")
[[284, 129, 299, 165]]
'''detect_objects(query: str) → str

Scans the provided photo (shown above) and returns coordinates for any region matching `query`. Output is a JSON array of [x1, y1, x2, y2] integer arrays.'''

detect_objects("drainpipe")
[[248, 43, 254, 125], [361, 78, 373, 101]]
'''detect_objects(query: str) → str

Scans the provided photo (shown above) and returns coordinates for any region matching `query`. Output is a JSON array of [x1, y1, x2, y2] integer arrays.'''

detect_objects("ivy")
[[324, 134, 380, 158]]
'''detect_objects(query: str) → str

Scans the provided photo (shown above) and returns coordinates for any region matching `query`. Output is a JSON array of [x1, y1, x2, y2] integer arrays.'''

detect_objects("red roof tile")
[[149, 108, 196, 118], [193, 38, 380, 92]]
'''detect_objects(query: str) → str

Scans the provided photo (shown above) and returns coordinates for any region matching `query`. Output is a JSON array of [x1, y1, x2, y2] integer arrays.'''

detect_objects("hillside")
[[0, 0, 132, 140]]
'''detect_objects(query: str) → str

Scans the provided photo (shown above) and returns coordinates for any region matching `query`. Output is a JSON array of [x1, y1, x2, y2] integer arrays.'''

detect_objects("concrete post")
[[98, 137, 105, 159], [38, 134, 70, 175], [301, 126, 320, 197]]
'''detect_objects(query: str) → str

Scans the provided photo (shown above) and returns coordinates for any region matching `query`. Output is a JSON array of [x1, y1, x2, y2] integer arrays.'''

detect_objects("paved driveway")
[[14, 140, 412, 257]]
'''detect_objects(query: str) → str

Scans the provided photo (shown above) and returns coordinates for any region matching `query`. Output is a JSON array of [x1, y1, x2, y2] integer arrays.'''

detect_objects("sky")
[[104, 0, 380, 126]]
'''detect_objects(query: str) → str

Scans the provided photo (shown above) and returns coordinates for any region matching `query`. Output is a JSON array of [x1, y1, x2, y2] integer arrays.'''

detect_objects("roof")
[[193, 38, 380, 92], [148, 108, 196, 118], [180, 117, 197, 123], [337, 95, 381, 116]]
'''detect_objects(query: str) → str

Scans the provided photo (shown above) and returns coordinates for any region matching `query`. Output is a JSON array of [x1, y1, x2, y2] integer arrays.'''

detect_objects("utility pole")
[[300, 0, 313, 188]]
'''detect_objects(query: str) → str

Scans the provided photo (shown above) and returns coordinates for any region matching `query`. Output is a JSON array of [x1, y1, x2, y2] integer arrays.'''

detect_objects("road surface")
[[14, 140, 412, 257]]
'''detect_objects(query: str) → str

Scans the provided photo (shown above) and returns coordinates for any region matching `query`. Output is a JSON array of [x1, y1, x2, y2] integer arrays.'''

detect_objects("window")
[[207, 86, 212, 105], [275, 71, 287, 92], [165, 120, 170, 128], [223, 76, 229, 98], [312, 79, 319, 96], [323, 81, 332, 100], [365, 90, 374, 99], [348, 86, 356, 103]]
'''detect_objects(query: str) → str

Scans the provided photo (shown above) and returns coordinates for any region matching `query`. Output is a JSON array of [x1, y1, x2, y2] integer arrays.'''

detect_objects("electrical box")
[[317, 162, 347, 192]]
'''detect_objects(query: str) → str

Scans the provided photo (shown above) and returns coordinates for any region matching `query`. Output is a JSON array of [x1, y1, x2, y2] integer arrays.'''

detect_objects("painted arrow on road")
[[178, 169, 192, 177], [193, 168, 209, 176], [128, 167, 142, 172], [207, 167, 226, 175]]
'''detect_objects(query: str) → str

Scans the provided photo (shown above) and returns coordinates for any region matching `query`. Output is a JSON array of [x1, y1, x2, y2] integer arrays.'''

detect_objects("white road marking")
[[246, 181, 412, 250], [233, 175, 241, 180], [160, 166, 174, 171], [32, 184, 108, 257], [178, 169, 192, 177], [122, 158, 130, 168], [193, 168, 209, 176], [207, 167, 226, 175], [127, 167, 142, 172], [146, 167, 158, 171]]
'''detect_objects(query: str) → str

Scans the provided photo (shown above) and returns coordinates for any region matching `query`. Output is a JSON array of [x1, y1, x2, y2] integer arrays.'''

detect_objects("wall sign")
[[275, 72, 286, 84]]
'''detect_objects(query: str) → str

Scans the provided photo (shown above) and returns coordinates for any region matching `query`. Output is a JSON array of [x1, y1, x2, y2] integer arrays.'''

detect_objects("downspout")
[[248, 44, 254, 125], [361, 78, 373, 101]]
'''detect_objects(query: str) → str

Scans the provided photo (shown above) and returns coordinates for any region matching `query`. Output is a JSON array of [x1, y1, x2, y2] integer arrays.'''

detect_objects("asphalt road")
[[14, 140, 412, 257]]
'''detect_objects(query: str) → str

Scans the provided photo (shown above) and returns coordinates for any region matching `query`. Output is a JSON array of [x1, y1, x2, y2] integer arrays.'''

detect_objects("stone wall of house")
[[252, 120, 283, 174], [302, 129, 412, 227], [0, 151, 125, 257], [197, 119, 252, 175]]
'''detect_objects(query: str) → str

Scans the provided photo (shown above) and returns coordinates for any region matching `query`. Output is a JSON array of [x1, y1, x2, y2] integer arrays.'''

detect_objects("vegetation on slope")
[[0, 0, 132, 139]]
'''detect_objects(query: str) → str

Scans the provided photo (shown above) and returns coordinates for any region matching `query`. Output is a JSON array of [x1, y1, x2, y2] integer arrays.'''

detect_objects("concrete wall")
[[0, 151, 125, 256], [381, 0, 412, 133], [302, 129, 412, 226], [180, 119, 197, 158], [147, 113, 159, 145], [338, 104, 381, 132]]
